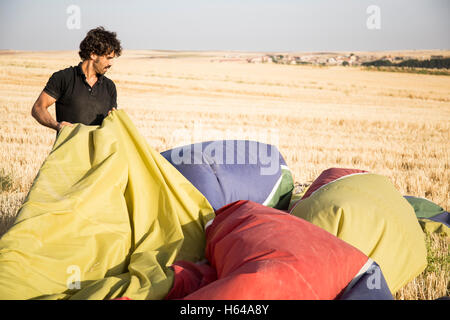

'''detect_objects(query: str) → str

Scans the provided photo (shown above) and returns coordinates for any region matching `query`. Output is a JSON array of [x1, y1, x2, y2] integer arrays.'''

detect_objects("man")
[[31, 26, 122, 133]]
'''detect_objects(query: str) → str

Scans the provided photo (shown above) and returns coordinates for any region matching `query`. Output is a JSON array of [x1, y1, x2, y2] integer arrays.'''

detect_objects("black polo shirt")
[[44, 62, 117, 126]]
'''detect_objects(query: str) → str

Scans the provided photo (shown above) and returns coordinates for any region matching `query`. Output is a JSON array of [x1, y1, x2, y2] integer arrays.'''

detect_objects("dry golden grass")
[[395, 233, 449, 300], [0, 50, 449, 299]]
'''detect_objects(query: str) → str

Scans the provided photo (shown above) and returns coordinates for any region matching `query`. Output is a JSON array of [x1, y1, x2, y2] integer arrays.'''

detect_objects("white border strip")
[[308, 172, 369, 199], [262, 165, 290, 206], [207, 165, 291, 229], [205, 218, 214, 230], [340, 258, 374, 297], [290, 172, 369, 213]]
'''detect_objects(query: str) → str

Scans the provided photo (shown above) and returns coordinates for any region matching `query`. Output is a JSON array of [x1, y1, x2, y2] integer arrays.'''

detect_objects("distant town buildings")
[[210, 52, 448, 67], [241, 53, 364, 66]]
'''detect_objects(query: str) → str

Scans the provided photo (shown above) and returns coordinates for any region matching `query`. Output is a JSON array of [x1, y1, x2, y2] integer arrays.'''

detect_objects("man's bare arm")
[[31, 91, 72, 131]]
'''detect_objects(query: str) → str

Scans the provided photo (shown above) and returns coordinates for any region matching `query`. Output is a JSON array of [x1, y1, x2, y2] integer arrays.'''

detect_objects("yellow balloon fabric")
[[418, 218, 450, 236], [290, 173, 427, 293], [0, 110, 214, 300]]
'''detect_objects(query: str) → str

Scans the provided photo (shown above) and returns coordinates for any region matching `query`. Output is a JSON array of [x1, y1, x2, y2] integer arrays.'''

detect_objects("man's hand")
[[108, 107, 117, 116], [56, 121, 74, 132]]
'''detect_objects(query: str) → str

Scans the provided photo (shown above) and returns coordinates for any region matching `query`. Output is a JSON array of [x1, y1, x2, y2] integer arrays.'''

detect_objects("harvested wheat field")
[[0, 50, 449, 299]]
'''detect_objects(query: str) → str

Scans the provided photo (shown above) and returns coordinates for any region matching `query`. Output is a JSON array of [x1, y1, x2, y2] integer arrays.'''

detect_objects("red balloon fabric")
[[167, 200, 369, 300], [300, 168, 367, 201], [166, 260, 217, 300]]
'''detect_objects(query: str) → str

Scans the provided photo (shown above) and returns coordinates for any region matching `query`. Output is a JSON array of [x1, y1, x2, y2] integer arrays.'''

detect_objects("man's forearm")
[[31, 105, 59, 131]]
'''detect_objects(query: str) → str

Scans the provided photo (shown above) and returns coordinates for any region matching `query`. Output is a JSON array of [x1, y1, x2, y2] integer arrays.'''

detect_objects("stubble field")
[[0, 50, 448, 299]]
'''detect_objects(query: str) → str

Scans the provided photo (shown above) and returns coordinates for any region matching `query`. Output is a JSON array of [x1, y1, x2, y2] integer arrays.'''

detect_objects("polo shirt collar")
[[77, 62, 104, 84]]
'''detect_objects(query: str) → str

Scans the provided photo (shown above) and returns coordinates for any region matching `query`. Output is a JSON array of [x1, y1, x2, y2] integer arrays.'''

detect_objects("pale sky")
[[0, 0, 449, 52]]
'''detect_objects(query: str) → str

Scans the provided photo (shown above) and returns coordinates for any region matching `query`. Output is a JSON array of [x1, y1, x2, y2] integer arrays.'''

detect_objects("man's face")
[[91, 51, 115, 75]]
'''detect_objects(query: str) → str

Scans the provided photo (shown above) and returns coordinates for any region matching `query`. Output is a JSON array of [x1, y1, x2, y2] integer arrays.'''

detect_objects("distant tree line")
[[362, 58, 450, 69]]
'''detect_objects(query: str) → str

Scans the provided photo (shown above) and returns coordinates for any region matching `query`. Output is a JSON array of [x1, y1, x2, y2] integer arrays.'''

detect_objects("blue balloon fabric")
[[339, 260, 393, 300], [161, 140, 294, 211]]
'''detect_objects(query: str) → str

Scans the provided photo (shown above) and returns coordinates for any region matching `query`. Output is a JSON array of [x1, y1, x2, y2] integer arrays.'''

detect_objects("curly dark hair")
[[79, 26, 122, 60]]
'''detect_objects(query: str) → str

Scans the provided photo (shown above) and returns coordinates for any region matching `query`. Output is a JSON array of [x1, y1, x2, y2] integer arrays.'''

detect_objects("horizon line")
[[1, 48, 449, 54]]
